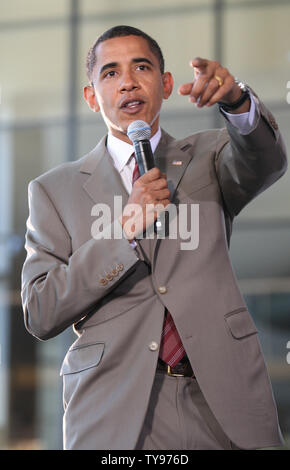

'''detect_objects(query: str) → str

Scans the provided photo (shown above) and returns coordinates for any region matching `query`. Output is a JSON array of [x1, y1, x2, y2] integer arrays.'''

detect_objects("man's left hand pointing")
[[178, 57, 250, 113]]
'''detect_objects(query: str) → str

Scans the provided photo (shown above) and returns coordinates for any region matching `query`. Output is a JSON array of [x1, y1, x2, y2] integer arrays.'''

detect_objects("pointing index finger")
[[190, 57, 208, 73]]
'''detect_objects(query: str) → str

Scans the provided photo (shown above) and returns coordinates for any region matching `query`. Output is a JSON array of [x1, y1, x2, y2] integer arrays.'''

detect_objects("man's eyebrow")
[[132, 57, 154, 67], [99, 62, 118, 76]]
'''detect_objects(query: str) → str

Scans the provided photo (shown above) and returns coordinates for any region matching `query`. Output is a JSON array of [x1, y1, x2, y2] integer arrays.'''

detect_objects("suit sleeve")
[[21, 179, 139, 340], [214, 94, 288, 218]]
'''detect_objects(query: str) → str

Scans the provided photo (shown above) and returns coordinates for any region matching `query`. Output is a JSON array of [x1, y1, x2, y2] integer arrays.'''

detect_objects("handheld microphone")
[[127, 120, 154, 175], [127, 120, 162, 234]]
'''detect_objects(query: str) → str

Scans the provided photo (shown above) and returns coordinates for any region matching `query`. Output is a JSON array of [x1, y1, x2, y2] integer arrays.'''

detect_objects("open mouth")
[[120, 99, 145, 112]]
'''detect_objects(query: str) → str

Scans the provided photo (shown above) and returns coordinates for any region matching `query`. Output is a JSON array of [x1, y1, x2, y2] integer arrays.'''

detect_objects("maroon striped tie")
[[131, 153, 185, 368], [132, 153, 140, 185], [159, 310, 185, 367]]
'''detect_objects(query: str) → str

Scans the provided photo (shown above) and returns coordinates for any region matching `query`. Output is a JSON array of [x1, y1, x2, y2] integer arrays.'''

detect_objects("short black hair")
[[86, 25, 165, 83]]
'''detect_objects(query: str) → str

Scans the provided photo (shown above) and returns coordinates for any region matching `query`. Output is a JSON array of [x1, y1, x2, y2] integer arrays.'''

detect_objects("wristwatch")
[[218, 79, 250, 112]]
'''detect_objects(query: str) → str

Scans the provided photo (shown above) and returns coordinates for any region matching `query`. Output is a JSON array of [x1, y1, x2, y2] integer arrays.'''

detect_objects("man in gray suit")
[[21, 25, 287, 450]]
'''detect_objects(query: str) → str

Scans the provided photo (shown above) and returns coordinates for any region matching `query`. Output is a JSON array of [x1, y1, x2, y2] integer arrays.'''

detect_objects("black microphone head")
[[127, 120, 151, 143]]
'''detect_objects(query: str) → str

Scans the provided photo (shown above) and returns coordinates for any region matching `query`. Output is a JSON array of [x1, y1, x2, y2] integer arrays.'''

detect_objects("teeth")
[[125, 101, 141, 108]]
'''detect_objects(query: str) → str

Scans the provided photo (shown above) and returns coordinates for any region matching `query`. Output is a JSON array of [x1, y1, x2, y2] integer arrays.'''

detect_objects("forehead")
[[94, 35, 158, 70]]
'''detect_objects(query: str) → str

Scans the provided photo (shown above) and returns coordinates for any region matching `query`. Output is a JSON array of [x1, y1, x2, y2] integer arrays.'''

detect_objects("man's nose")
[[119, 70, 139, 92]]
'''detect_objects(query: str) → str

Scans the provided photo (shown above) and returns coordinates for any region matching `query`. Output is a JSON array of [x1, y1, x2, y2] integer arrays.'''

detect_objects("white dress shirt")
[[107, 95, 258, 193]]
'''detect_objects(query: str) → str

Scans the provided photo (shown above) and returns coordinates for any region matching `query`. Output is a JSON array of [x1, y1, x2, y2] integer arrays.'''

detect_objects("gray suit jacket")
[[21, 95, 287, 450]]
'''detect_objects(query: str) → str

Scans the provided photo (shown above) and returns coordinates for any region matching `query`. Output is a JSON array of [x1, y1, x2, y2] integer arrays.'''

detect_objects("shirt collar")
[[107, 127, 162, 173]]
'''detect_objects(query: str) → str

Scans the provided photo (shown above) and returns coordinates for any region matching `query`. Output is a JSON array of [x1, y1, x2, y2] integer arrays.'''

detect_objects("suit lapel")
[[150, 130, 195, 260], [154, 130, 193, 202], [81, 136, 129, 217]]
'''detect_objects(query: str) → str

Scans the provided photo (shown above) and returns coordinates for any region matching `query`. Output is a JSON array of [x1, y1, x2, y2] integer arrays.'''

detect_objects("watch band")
[[218, 80, 250, 112]]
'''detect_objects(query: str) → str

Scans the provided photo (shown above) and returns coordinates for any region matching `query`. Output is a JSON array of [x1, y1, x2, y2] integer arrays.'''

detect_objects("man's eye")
[[137, 64, 149, 71], [104, 70, 116, 78]]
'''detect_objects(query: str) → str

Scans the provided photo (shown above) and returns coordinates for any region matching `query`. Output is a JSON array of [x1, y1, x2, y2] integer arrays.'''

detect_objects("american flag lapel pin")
[[172, 160, 183, 166]]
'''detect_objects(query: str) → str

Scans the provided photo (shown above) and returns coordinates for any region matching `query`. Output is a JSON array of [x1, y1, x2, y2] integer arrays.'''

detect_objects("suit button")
[[117, 264, 124, 272], [158, 286, 167, 294], [148, 341, 159, 351], [99, 278, 108, 286], [112, 269, 119, 277], [105, 273, 113, 281]]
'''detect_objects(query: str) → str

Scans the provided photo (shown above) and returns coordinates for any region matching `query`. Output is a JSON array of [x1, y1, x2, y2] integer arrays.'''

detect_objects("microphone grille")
[[127, 120, 151, 142]]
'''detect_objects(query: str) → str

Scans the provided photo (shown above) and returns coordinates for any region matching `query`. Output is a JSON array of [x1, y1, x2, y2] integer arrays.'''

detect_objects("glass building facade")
[[0, 0, 289, 449]]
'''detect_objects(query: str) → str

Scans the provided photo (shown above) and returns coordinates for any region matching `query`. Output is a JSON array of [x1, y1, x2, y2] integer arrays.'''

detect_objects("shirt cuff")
[[129, 239, 138, 249], [220, 93, 259, 135]]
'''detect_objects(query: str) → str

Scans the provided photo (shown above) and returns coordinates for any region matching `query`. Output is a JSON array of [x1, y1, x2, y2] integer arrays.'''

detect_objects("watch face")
[[235, 79, 247, 92]]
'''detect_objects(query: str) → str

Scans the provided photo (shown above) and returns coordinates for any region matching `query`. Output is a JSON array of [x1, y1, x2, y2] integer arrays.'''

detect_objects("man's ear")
[[83, 85, 100, 112], [162, 72, 174, 100]]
